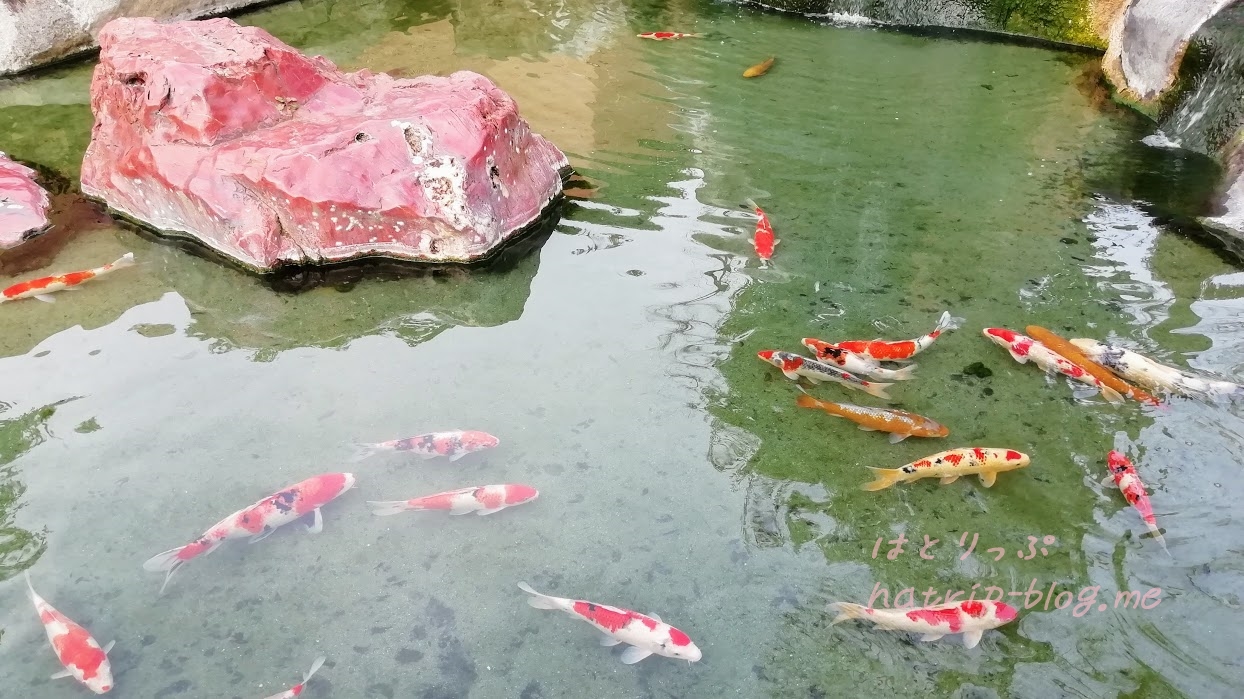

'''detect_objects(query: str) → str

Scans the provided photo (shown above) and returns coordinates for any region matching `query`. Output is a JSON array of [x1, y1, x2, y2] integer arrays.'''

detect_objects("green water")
[[1, 1, 1242, 697]]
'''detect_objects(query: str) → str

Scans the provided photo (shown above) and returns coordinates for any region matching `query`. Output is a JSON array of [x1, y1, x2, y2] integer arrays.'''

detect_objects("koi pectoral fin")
[[305, 508, 323, 534], [888, 432, 909, 444], [33, 294, 56, 304], [919, 633, 944, 642], [939, 476, 959, 485], [979, 470, 998, 487], [249, 528, 276, 544], [51, 670, 73, 680], [449, 452, 467, 462], [619, 646, 653, 664], [103, 640, 116, 654], [599, 634, 622, 647], [962, 630, 984, 649]]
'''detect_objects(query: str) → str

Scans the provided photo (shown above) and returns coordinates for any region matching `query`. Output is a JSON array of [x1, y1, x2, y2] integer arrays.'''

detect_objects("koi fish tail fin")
[[936, 311, 965, 333], [518, 581, 560, 610], [23, 570, 37, 604], [142, 545, 193, 573], [887, 364, 918, 381], [861, 467, 903, 492], [795, 394, 823, 411], [1100, 385, 1125, 404], [744, 198, 760, 212], [111, 252, 137, 268], [349, 442, 381, 462], [367, 500, 412, 516], [303, 656, 327, 684], [1146, 523, 1170, 555], [828, 602, 868, 625], [861, 381, 893, 400]]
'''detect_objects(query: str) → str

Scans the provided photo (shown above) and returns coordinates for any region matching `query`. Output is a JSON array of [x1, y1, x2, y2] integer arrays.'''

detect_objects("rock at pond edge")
[[80, 17, 570, 274], [0, 153, 52, 251]]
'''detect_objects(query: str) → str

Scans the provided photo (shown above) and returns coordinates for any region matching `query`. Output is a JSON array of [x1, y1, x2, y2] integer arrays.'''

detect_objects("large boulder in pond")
[[0, 153, 52, 250], [79, 17, 569, 273]]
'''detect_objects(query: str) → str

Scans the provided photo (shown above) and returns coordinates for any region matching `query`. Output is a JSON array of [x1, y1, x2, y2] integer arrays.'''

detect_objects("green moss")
[[968, 0, 1103, 48], [0, 401, 65, 584]]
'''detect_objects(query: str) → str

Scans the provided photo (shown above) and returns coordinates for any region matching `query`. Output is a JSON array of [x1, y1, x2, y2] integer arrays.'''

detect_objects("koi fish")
[[370, 484, 538, 516], [834, 311, 963, 362], [745, 199, 777, 263], [637, 32, 701, 40], [262, 656, 325, 699], [1071, 338, 1244, 400], [801, 339, 917, 380], [24, 571, 115, 694], [1025, 326, 1160, 405], [517, 582, 702, 664], [351, 430, 499, 462], [1106, 451, 1168, 554], [757, 349, 892, 399], [829, 599, 1017, 649], [795, 394, 946, 443], [1, 252, 136, 304], [862, 447, 1029, 491], [143, 473, 356, 592], [743, 56, 776, 78], [983, 328, 1123, 403]]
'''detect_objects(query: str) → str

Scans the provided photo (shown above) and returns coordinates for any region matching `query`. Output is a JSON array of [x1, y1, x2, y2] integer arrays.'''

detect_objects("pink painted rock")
[[80, 17, 568, 272], [0, 153, 52, 250]]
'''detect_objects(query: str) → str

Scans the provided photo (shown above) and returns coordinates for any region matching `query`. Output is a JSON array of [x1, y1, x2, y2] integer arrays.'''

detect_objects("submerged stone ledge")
[[79, 17, 570, 274]]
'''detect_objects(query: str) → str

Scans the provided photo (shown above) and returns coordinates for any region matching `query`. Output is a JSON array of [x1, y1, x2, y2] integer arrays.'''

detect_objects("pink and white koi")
[[801, 338, 918, 380], [518, 582, 702, 664], [262, 656, 325, 699], [1106, 450, 1168, 554], [1071, 338, 1244, 400], [143, 473, 356, 592], [1, 252, 136, 304], [757, 349, 893, 399], [351, 430, 499, 462], [370, 484, 538, 516], [983, 328, 1123, 403], [829, 599, 1017, 649], [25, 571, 115, 694]]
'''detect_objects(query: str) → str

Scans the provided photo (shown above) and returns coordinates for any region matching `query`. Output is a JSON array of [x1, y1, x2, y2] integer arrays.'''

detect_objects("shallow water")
[[1, 1, 1242, 697]]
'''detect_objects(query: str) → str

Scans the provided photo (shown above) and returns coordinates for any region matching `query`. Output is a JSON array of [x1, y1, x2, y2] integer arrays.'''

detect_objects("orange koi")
[[743, 57, 776, 78], [1025, 325, 1161, 405], [1, 252, 136, 304], [795, 394, 946, 443]]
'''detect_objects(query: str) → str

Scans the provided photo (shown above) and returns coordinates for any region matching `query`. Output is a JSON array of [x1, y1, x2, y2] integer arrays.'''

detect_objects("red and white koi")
[[370, 484, 538, 517], [833, 311, 963, 362], [262, 656, 325, 699], [983, 328, 1124, 403], [829, 599, 1018, 649], [745, 198, 778, 263], [757, 349, 893, 399], [143, 473, 356, 592], [518, 582, 702, 664], [1072, 338, 1244, 400], [1106, 451, 1168, 554], [1, 252, 136, 304], [637, 32, 701, 40], [862, 447, 1030, 490], [801, 338, 917, 380], [351, 430, 499, 462], [24, 571, 114, 694]]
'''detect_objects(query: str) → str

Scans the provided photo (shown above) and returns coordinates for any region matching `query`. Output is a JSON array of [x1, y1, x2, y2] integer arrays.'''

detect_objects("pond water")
[[2, 1, 1243, 697]]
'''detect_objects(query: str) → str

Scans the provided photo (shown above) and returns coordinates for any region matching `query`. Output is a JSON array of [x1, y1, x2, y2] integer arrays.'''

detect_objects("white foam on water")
[[1141, 130, 1183, 149]]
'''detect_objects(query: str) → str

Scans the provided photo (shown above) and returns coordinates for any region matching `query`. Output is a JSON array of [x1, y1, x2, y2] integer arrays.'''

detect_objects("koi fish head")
[[85, 664, 114, 694], [982, 327, 1018, 346], [505, 484, 539, 505], [802, 339, 846, 364], [461, 431, 500, 452], [1106, 450, 1134, 475], [992, 601, 1019, 623], [757, 350, 803, 373], [662, 626, 702, 662]]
